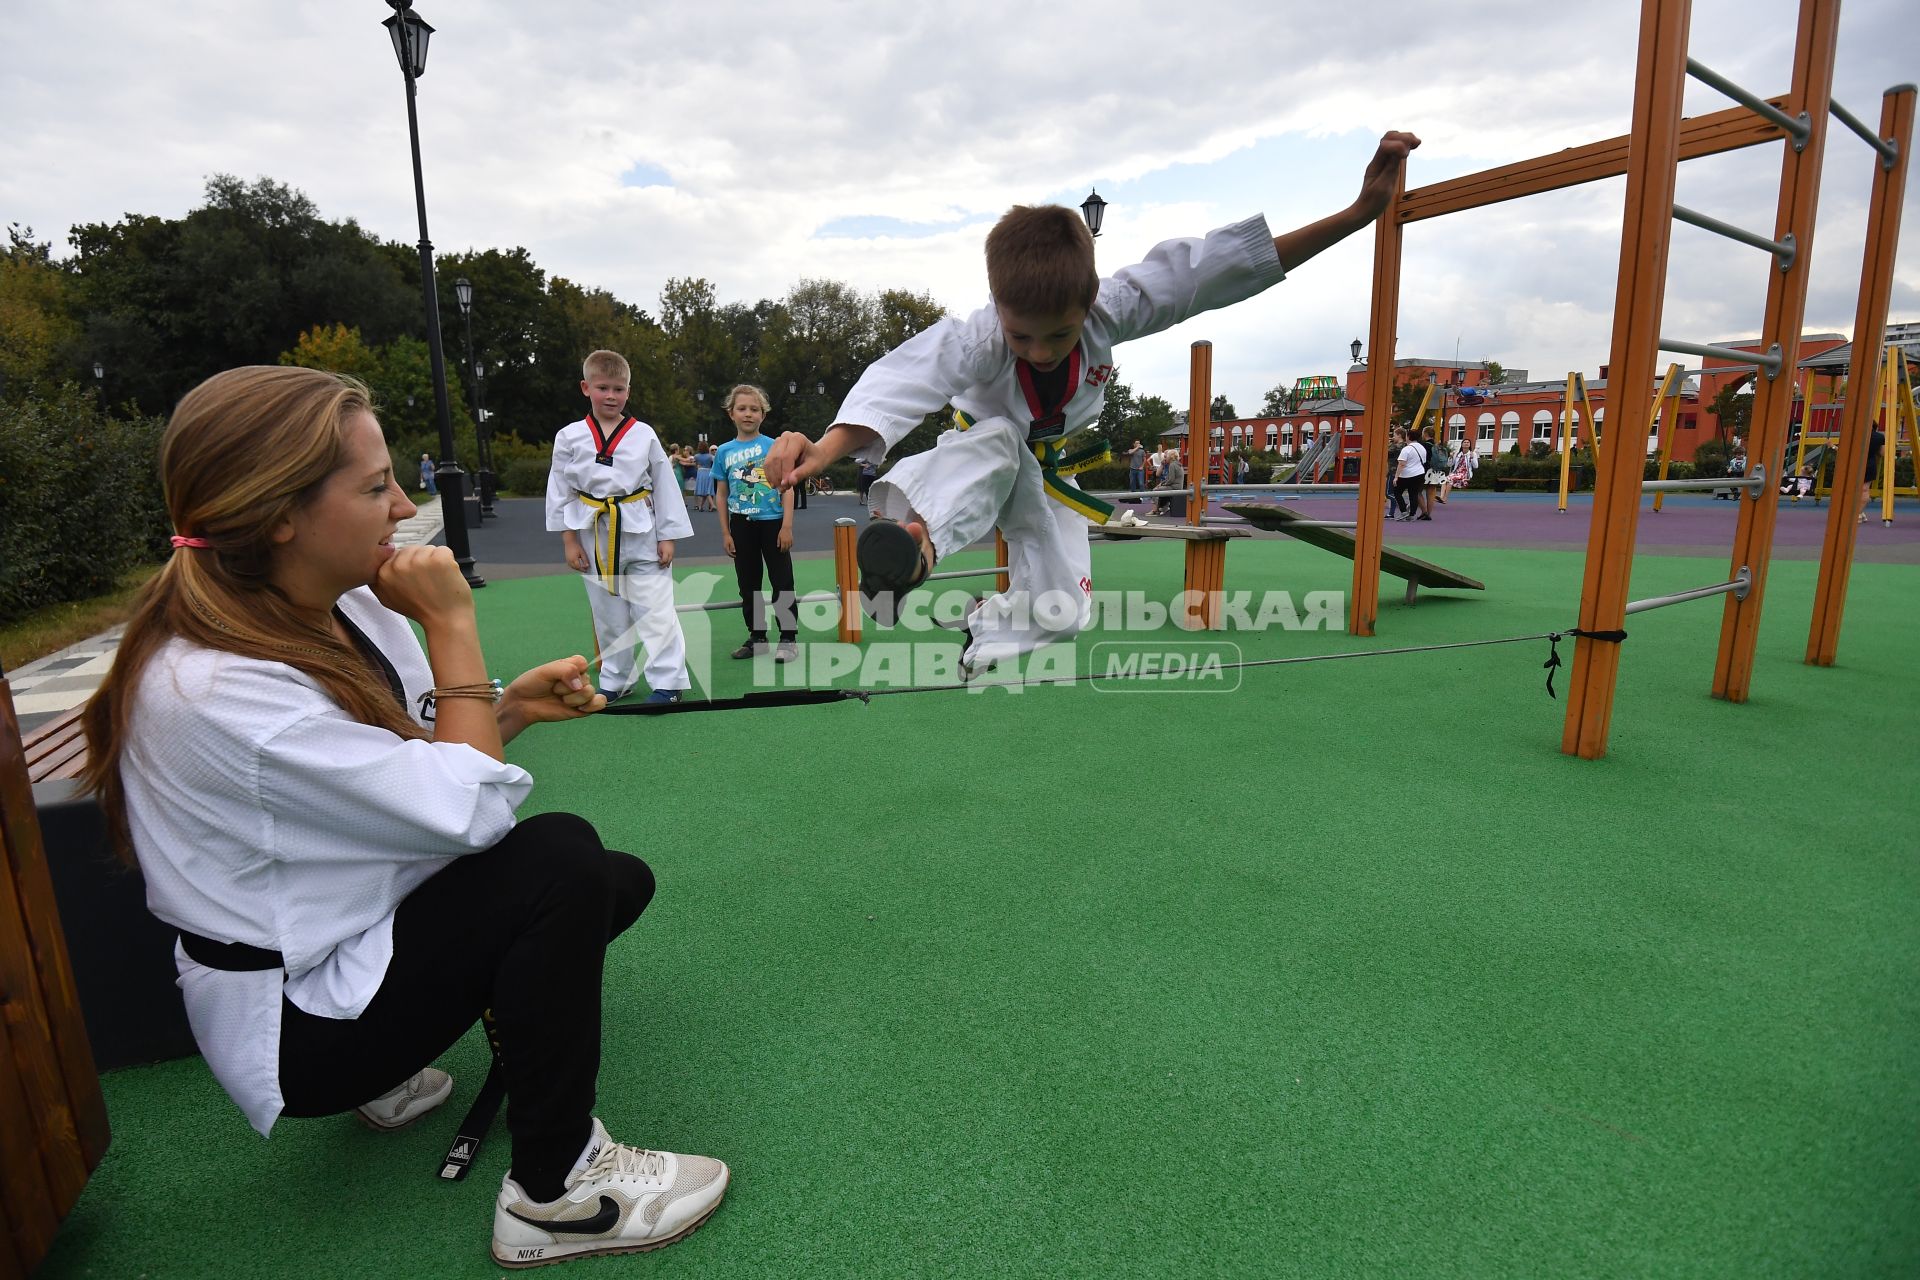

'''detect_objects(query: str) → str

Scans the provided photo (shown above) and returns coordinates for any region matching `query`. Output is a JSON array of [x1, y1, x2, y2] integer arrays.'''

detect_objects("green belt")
[[954, 411, 1114, 525]]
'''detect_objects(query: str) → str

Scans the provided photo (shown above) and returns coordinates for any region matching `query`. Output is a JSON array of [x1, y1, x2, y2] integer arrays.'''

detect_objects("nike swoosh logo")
[[506, 1194, 621, 1236]]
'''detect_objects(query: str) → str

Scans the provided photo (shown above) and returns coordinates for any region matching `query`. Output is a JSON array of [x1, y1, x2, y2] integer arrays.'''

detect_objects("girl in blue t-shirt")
[[712, 385, 798, 661]]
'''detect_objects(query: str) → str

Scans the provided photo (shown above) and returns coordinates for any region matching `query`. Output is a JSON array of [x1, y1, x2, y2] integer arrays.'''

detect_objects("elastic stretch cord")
[[598, 627, 1630, 713]]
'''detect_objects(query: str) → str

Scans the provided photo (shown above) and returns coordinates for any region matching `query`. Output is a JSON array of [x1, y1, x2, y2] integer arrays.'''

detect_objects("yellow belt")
[[953, 411, 1114, 525], [578, 490, 651, 588]]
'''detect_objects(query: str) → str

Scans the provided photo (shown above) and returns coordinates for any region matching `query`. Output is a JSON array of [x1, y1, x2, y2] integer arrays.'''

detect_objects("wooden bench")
[[1, 679, 111, 1272], [1089, 522, 1249, 629], [24, 705, 89, 784]]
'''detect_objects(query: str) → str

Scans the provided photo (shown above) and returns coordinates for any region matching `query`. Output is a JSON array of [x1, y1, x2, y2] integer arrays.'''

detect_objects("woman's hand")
[[497, 655, 607, 743], [657, 538, 676, 569], [777, 525, 793, 552], [764, 431, 820, 490], [372, 545, 475, 629]]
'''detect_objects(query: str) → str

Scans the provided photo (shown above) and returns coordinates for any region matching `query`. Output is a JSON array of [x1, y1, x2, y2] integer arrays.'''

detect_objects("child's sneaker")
[[355, 1068, 453, 1132], [491, 1118, 729, 1268], [773, 641, 799, 663], [641, 689, 683, 706]]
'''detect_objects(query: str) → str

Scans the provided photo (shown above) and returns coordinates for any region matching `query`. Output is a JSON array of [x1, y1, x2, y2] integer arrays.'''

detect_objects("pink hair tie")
[[170, 535, 212, 549]]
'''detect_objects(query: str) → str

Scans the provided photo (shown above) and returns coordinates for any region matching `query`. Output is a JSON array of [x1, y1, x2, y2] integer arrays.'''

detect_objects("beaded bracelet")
[[416, 679, 504, 723]]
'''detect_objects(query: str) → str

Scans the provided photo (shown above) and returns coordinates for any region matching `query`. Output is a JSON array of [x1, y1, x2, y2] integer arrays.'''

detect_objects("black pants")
[[730, 513, 797, 642], [277, 813, 654, 1201], [1392, 476, 1423, 515]]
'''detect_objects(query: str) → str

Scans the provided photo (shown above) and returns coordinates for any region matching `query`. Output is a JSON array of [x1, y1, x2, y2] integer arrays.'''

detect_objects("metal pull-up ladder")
[[1562, 0, 1835, 760]]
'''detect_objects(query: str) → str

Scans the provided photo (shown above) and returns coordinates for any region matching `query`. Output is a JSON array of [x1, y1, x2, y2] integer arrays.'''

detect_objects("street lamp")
[[1080, 190, 1107, 238], [472, 360, 494, 517], [381, 0, 482, 586], [1350, 337, 1364, 366], [451, 277, 494, 519], [815, 381, 825, 396]]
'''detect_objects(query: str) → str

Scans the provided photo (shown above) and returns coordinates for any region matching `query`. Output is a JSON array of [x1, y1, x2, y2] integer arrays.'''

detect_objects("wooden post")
[[0, 675, 110, 1275], [1711, 0, 1840, 702], [1561, 0, 1691, 759], [1187, 342, 1211, 527], [1181, 539, 1228, 630], [1352, 164, 1407, 636], [994, 530, 1010, 594], [832, 518, 861, 644]]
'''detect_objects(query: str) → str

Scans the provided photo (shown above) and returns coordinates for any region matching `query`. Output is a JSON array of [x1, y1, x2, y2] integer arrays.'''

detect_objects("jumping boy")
[[546, 350, 693, 704], [712, 383, 799, 663], [765, 132, 1419, 672]]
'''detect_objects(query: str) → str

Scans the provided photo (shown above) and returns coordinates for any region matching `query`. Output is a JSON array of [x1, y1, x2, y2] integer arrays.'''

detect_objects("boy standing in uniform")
[[546, 350, 693, 704], [712, 384, 799, 663], [766, 133, 1417, 672]]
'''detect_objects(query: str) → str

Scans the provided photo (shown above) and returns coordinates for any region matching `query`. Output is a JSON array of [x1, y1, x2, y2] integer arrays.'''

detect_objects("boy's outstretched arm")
[[1271, 131, 1421, 272], [764, 423, 879, 491]]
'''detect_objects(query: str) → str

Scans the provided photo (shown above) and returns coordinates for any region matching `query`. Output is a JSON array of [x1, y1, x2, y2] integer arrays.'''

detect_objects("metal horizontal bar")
[[1687, 59, 1810, 148], [1640, 474, 1766, 494], [1624, 566, 1752, 615], [1398, 102, 1786, 223], [1672, 203, 1796, 270], [1206, 482, 1361, 493], [1829, 98, 1899, 169], [922, 566, 1004, 584], [1088, 488, 1194, 499], [1658, 338, 1783, 376], [676, 590, 841, 614]]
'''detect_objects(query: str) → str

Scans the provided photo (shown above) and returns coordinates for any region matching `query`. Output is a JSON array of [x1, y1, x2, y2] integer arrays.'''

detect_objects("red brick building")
[[1207, 335, 1848, 468]]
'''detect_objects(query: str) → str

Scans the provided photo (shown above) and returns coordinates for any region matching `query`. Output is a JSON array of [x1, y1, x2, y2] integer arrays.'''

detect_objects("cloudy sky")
[[5, 0, 1915, 415]]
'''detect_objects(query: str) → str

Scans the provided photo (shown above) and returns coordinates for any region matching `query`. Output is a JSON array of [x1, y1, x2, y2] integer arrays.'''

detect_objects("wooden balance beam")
[[1222, 503, 1484, 605], [1089, 522, 1248, 629]]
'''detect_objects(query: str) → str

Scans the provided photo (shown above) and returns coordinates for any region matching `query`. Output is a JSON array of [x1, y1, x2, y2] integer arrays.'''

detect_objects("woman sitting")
[[81, 365, 728, 1268]]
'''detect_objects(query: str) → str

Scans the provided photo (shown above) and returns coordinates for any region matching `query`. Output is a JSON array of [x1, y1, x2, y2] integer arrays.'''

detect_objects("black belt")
[[179, 930, 284, 971], [178, 928, 506, 1184]]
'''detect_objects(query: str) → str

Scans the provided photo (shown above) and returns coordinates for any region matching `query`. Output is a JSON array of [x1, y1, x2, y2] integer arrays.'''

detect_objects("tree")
[[1485, 360, 1509, 386], [1210, 394, 1237, 422], [1094, 377, 1140, 455], [1133, 394, 1176, 442], [1709, 383, 1753, 443], [1259, 380, 1292, 417], [0, 224, 82, 402], [1391, 376, 1431, 431]]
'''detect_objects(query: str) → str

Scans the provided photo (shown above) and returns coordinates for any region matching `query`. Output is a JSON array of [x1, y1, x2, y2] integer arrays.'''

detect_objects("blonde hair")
[[985, 205, 1098, 317], [582, 349, 630, 382], [80, 366, 428, 864], [723, 383, 770, 414]]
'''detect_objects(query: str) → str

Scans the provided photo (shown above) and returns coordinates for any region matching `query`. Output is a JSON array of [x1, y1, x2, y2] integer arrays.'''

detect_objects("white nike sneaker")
[[355, 1067, 453, 1132], [490, 1118, 729, 1268]]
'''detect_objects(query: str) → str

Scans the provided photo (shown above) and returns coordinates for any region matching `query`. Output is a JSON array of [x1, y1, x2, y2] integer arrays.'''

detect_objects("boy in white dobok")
[[546, 349, 693, 705], [765, 132, 1420, 672]]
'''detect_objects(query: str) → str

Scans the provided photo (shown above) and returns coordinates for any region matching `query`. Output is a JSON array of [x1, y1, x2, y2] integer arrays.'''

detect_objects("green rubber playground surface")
[[42, 540, 1920, 1278]]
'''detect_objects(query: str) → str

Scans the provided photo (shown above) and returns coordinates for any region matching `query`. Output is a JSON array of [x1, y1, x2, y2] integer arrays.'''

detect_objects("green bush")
[[501, 456, 551, 496], [0, 385, 169, 625]]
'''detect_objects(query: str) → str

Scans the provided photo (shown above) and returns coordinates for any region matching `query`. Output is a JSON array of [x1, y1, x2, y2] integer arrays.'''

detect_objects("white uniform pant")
[[581, 559, 688, 696], [870, 414, 1093, 667]]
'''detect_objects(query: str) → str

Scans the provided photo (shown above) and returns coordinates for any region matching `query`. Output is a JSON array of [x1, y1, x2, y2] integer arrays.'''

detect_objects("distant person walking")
[[693, 445, 716, 512], [1127, 439, 1145, 492], [418, 453, 437, 497]]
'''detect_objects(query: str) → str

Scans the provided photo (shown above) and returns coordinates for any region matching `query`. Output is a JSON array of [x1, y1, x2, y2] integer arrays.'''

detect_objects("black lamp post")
[[1350, 337, 1364, 366], [382, 0, 482, 586], [452, 277, 494, 519], [1080, 190, 1107, 238]]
